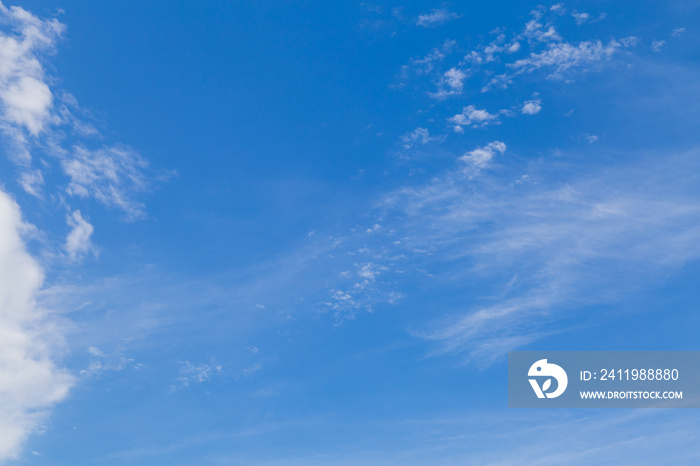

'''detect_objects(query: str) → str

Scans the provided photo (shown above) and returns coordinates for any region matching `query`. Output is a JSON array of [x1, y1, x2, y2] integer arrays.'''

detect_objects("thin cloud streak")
[[416, 8, 461, 28], [377, 147, 700, 360]]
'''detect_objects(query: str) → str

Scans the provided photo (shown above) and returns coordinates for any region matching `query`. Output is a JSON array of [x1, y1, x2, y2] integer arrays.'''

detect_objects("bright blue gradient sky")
[[1, 1, 700, 464]]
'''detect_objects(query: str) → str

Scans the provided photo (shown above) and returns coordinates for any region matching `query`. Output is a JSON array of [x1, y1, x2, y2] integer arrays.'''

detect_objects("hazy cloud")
[[397, 40, 456, 85], [400, 127, 437, 148], [65, 209, 95, 261], [62, 145, 152, 220], [572, 11, 590, 25], [651, 40, 666, 52], [176, 360, 222, 388], [376, 148, 700, 361], [416, 8, 460, 28], [671, 27, 686, 38]]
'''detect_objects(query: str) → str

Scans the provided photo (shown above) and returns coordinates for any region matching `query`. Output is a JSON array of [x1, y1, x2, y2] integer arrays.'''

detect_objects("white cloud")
[[482, 33, 507, 62], [18, 168, 43, 197], [88, 346, 104, 357], [62, 145, 151, 220], [431, 67, 467, 98], [0, 3, 63, 141], [323, 254, 401, 324], [464, 50, 483, 65], [177, 360, 222, 388], [572, 11, 590, 25], [241, 363, 261, 377], [0, 188, 73, 461], [619, 36, 639, 48], [443, 67, 466, 91], [467, 12, 640, 91], [584, 133, 599, 143], [397, 39, 456, 83], [65, 209, 95, 261], [521, 96, 542, 114], [651, 40, 666, 52], [507, 41, 521, 53], [354, 262, 388, 290], [465, 33, 521, 68], [509, 39, 623, 79], [326, 289, 360, 322], [0, 76, 52, 136], [472, 23, 636, 92], [459, 141, 506, 170], [449, 105, 500, 130], [80, 347, 137, 378], [550, 4, 565, 14], [522, 19, 561, 43], [671, 27, 686, 38], [416, 8, 460, 28], [403, 8, 637, 97], [399, 127, 438, 149]]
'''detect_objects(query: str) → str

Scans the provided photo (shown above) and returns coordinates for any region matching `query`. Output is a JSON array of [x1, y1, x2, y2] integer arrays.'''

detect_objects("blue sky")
[[1, 0, 700, 464]]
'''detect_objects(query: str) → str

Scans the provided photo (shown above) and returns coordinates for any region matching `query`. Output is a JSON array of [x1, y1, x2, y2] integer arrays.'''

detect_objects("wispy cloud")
[[41, 144, 700, 369], [0, 3, 166, 216], [651, 40, 666, 52], [572, 11, 590, 25], [583, 133, 598, 143], [507, 39, 625, 79], [550, 4, 566, 15], [176, 360, 223, 388], [65, 209, 95, 261], [522, 16, 562, 43], [376, 148, 700, 361], [325, 259, 402, 323], [671, 27, 686, 38], [416, 8, 461, 28], [18, 168, 44, 196], [400, 127, 437, 149], [397, 39, 456, 84], [159, 408, 700, 465], [80, 346, 142, 378], [398, 9, 638, 96], [0, 4, 167, 458], [449, 105, 500, 131], [62, 145, 154, 220]]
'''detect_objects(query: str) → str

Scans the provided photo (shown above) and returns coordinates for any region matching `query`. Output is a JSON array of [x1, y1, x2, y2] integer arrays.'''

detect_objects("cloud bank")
[[0, 189, 73, 461]]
